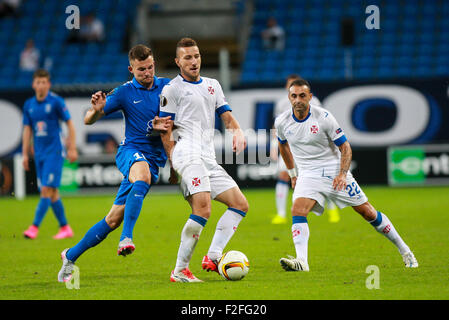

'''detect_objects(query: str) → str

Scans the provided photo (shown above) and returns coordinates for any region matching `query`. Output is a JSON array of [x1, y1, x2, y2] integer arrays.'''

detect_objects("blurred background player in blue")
[[58, 44, 174, 282], [22, 69, 78, 239]]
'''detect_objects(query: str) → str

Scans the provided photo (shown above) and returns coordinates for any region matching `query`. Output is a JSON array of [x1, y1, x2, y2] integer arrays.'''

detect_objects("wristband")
[[287, 167, 298, 178]]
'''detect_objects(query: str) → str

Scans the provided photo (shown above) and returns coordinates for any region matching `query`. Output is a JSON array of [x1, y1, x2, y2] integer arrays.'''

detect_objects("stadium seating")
[[241, 0, 448, 84], [0, 0, 139, 89]]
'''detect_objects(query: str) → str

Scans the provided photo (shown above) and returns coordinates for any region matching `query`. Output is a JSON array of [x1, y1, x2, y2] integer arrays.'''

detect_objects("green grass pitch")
[[1, 186, 448, 300]]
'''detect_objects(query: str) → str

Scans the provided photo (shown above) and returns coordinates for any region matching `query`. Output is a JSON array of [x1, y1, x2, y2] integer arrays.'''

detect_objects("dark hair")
[[289, 78, 312, 91], [128, 44, 153, 62], [176, 37, 198, 56], [33, 69, 50, 80], [286, 74, 301, 82]]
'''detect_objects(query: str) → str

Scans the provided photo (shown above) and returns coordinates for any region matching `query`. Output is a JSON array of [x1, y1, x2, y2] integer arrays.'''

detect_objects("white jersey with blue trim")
[[274, 105, 347, 176], [159, 74, 231, 161]]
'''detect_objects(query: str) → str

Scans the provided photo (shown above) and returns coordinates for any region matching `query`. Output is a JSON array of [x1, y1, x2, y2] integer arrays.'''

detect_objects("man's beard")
[[293, 102, 308, 114]]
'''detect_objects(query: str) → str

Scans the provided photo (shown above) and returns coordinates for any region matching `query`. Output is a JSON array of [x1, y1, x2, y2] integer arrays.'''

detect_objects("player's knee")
[[40, 186, 55, 198], [291, 204, 309, 217], [105, 215, 123, 229], [232, 196, 249, 214], [105, 205, 125, 229], [132, 175, 151, 185], [354, 202, 377, 221], [193, 201, 211, 219]]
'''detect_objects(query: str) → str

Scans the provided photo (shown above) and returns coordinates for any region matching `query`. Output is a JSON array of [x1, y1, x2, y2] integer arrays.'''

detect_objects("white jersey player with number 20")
[[274, 78, 418, 272], [159, 38, 249, 283]]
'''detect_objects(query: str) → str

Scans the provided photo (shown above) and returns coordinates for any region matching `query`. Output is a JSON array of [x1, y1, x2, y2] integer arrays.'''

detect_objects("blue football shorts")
[[113, 145, 160, 205], [34, 155, 64, 189]]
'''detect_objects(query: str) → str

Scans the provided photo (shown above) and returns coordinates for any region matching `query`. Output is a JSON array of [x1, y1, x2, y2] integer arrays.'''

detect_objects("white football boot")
[[279, 255, 309, 272], [58, 248, 75, 282], [402, 251, 418, 268], [117, 237, 135, 256]]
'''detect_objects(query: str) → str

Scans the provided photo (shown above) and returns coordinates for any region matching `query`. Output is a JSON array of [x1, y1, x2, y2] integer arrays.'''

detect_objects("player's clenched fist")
[[91, 91, 106, 111]]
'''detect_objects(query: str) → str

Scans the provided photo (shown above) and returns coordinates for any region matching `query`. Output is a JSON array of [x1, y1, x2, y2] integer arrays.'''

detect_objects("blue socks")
[[66, 218, 112, 262], [51, 199, 68, 227], [120, 181, 151, 241], [66, 180, 150, 262], [32, 197, 51, 227], [32, 197, 68, 227]]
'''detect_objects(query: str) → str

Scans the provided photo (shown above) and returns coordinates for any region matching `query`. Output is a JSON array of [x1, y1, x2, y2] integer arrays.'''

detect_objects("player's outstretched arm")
[[21, 125, 32, 171], [84, 91, 106, 125], [221, 111, 246, 154], [279, 141, 297, 188], [333, 141, 352, 191]]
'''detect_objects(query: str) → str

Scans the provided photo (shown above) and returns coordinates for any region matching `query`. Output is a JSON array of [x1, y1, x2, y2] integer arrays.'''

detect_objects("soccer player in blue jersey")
[[58, 45, 173, 282], [22, 69, 78, 240]]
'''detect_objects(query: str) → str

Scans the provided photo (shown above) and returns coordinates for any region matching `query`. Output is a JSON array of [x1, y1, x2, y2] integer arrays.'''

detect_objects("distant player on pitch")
[[275, 78, 418, 271], [58, 45, 173, 282], [22, 69, 77, 240], [159, 38, 249, 282], [271, 74, 340, 225]]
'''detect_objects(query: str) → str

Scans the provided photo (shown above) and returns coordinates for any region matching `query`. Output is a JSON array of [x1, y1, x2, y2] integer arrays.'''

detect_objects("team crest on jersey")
[[192, 177, 201, 187], [310, 125, 319, 134], [208, 86, 215, 95], [336, 128, 342, 134]]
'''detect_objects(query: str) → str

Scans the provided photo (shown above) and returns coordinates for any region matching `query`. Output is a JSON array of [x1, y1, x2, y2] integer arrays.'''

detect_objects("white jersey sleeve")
[[274, 111, 288, 143], [213, 80, 232, 115], [159, 83, 178, 119], [322, 110, 346, 146]]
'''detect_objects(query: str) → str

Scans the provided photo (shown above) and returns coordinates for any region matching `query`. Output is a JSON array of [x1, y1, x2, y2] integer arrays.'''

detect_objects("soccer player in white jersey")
[[271, 74, 340, 225], [158, 38, 249, 282], [274, 78, 418, 271]]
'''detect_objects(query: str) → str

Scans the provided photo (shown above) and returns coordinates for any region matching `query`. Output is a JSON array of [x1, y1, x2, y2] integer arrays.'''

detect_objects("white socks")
[[291, 216, 309, 264], [370, 211, 410, 255], [275, 181, 289, 218], [174, 215, 206, 273], [207, 208, 245, 261], [175, 208, 246, 272]]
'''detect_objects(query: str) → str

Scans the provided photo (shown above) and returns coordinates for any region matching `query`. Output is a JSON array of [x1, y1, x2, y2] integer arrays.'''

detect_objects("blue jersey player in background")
[[22, 69, 78, 240], [58, 44, 174, 283]]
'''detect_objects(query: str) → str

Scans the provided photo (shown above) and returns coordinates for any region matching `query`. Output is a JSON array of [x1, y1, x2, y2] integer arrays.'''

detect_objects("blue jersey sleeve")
[[55, 97, 71, 121], [104, 86, 123, 115]]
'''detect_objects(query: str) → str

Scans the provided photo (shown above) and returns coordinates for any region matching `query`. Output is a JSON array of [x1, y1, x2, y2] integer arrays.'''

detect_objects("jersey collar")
[[179, 74, 202, 84], [132, 76, 160, 91], [292, 105, 311, 123], [34, 92, 50, 103]]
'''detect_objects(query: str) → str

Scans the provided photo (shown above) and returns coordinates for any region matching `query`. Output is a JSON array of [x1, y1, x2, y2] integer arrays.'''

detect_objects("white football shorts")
[[292, 171, 368, 215], [172, 149, 237, 199]]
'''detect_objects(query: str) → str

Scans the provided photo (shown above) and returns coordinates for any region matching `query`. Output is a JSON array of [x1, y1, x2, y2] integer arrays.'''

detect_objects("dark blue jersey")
[[22, 91, 71, 160], [104, 76, 170, 168]]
